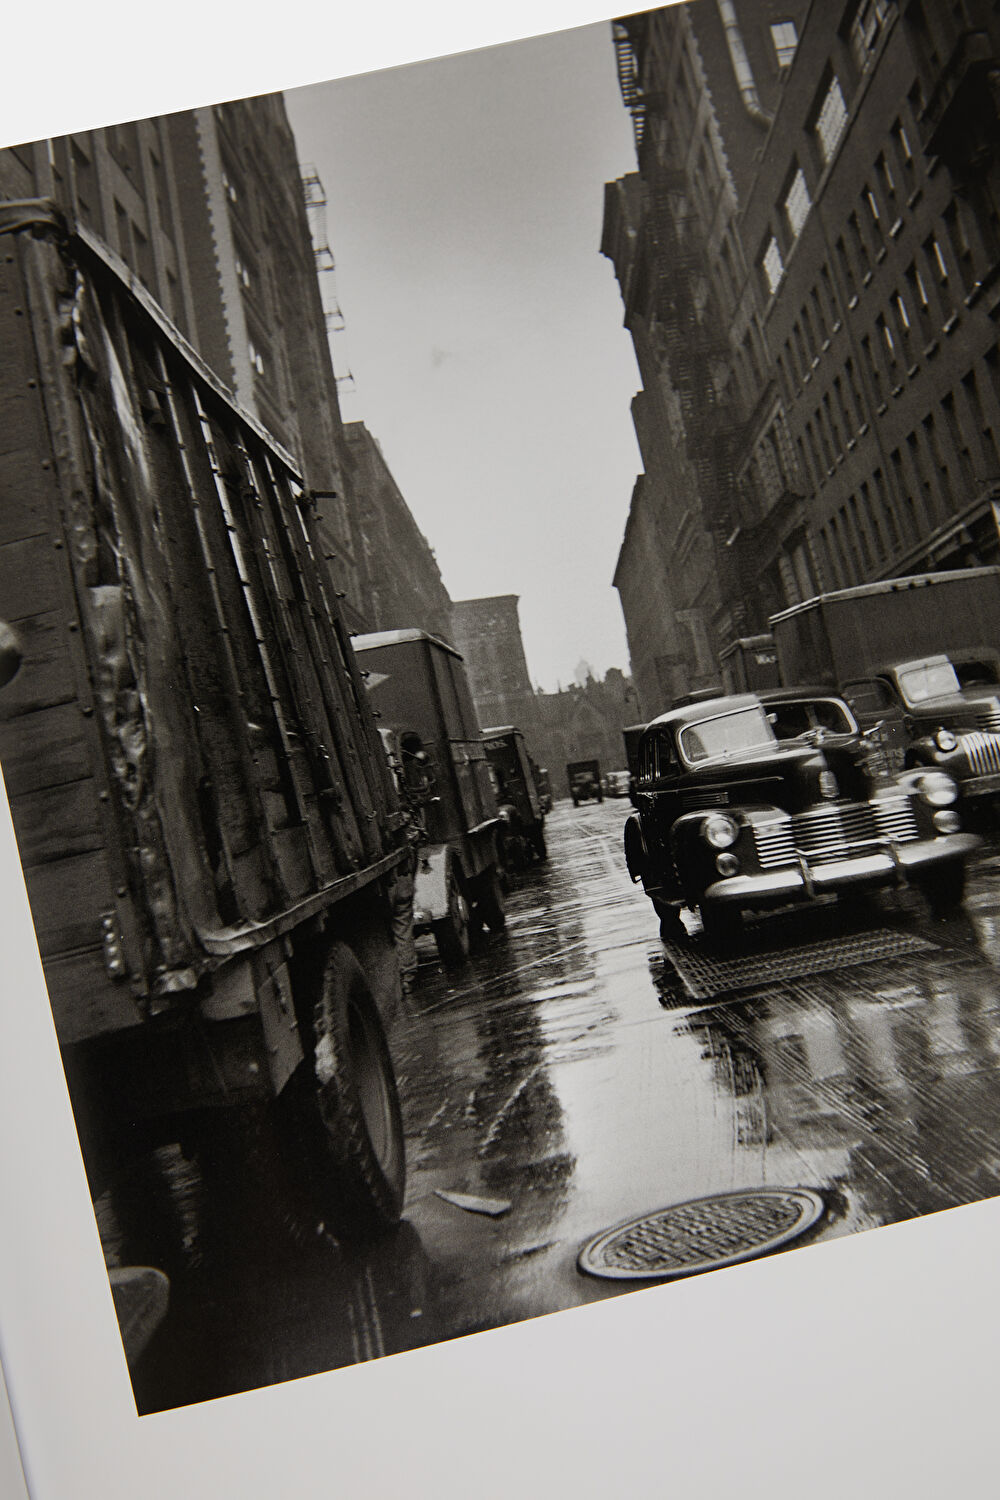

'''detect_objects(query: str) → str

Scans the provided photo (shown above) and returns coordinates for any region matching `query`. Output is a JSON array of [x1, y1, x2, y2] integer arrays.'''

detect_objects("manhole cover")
[[662, 928, 936, 1001], [578, 1187, 825, 1281]]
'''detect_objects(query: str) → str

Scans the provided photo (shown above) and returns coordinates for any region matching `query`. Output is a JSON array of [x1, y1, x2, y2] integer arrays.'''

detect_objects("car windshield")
[[678, 706, 775, 763], [897, 659, 960, 704]]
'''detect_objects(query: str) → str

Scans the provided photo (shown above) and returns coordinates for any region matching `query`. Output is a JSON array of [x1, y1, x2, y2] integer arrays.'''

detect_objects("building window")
[[247, 339, 266, 376], [763, 235, 785, 295], [865, 188, 882, 228], [848, 210, 871, 276], [785, 167, 812, 239], [770, 20, 798, 68], [927, 233, 949, 283], [849, 0, 891, 75], [906, 260, 932, 339], [814, 74, 849, 164], [893, 291, 911, 336], [878, 314, 897, 364]]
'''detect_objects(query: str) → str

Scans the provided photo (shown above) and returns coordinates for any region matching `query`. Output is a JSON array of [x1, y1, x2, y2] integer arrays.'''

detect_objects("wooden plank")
[[21, 847, 115, 959], [0, 610, 77, 718], [0, 444, 52, 544], [0, 534, 62, 624], [9, 775, 103, 866], [0, 701, 91, 797], [43, 948, 144, 1044]]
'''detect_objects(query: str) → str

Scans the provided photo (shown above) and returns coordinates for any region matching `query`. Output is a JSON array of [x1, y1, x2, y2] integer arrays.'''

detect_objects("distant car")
[[623, 692, 979, 945], [567, 759, 602, 805], [604, 769, 632, 797]]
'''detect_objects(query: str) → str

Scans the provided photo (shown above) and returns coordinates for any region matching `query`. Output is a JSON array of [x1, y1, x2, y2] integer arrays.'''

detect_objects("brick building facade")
[[344, 422, 453, 641], [606, 1, 1000, 696]]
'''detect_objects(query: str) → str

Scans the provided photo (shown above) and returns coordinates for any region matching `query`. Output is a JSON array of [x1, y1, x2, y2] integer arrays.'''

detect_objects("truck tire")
[[916, 858, 966, 918], [284, 942, 406, 1240], [433, 866, 471, 966]]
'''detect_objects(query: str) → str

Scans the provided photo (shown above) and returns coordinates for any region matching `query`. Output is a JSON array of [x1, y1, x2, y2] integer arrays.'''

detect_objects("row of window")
[[814, 348, 1000, 586], [777, 189, 987, 418]]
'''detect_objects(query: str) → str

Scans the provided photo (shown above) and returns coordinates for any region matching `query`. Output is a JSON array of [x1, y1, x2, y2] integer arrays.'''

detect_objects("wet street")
[[116, 799, 1000, 1412]]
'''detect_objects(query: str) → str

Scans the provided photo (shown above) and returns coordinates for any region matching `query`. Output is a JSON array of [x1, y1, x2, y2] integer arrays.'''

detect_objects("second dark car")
[[623, 692, 978, 945]]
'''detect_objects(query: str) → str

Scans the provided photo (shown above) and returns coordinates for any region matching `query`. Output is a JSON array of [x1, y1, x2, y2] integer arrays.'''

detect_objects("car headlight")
[[701, 813, 738, 849], [916, 771, 958, 806], [935, 728, 958, 752]]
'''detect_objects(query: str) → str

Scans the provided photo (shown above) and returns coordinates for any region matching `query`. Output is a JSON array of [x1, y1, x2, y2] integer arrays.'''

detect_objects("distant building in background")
[[344, 422, 453, 640], [605, 0, 1000, 693], [0, 96, 451, 641], [451, 596, 539, 733], [451, 597, 638, 793], [533, 669, 641, 794]]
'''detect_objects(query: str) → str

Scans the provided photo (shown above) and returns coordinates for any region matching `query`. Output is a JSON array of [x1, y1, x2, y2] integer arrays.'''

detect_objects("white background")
[[1, 4, 998, 1496]]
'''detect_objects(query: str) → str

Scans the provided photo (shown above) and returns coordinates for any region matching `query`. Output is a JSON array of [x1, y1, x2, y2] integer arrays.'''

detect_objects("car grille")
[[753, 796, 919, 870], [973, 707, 1000, 733], [961, 731, 1000, 776]]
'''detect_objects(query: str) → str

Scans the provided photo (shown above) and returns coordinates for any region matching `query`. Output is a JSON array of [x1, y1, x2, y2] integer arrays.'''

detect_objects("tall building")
[[450, 596, 538, 733], [604, 1, 809, 707], [1, 98, 403, 634], [606, 1, 1000, 690], [737, 0, 1000, 605], [344, 422, 453, 641]]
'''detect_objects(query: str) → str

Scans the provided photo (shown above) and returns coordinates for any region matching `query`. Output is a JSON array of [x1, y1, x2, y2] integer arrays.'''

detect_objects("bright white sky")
[[285, 23, 642, 692]]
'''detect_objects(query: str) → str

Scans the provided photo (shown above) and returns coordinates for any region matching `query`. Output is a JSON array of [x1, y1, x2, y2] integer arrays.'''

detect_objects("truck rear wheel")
[[284, 942, 406, 1240], [433, 867, 471, 966]]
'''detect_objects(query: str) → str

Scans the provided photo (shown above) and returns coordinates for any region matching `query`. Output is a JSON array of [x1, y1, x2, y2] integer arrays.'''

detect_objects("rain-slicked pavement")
[[109, 800, 1000, 1411]]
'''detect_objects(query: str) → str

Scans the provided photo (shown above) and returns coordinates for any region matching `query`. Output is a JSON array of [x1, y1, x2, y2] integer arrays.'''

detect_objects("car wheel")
[[433, 867, 471, 965], [916, 858, 966, 918]]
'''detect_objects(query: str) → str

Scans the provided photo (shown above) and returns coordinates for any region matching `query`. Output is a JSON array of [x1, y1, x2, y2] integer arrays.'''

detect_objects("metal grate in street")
[[661, 927, 938, 1001], [577, 1188, 825, 1281]]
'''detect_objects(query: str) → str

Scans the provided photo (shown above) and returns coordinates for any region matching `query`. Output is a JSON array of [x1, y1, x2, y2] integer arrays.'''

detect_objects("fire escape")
[[614, 15, 748, 648], [301, 164, 353, 392]]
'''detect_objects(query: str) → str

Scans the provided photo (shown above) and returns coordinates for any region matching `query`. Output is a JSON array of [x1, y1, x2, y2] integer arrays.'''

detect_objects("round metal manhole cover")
[[578, 1188, 825, 1282]]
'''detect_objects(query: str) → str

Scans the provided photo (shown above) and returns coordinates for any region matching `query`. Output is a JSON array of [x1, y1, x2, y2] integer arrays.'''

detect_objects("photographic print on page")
[[1, 2, 999, 1496]]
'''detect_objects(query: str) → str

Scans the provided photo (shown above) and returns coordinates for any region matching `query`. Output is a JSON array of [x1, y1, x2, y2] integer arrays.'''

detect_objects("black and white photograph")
[[2, 1, 1000, 1494]]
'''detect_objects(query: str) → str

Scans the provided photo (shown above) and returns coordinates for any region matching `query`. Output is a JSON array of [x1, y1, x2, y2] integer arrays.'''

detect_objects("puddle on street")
[[111, 804, 1000, 1410]]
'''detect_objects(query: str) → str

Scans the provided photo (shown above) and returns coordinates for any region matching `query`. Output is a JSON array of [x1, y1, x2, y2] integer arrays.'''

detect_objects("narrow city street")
[[122, 798, 1000, 1413]]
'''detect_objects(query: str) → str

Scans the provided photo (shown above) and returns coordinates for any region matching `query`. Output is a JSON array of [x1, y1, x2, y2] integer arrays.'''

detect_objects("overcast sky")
[[285, 22, 642, 692]]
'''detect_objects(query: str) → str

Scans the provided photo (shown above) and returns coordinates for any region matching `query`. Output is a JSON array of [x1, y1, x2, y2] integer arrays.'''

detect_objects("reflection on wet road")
[[113, 802, 1000, 1411]]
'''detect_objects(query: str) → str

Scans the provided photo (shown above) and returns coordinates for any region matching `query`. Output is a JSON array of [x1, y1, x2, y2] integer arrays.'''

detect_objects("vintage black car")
[[623, 692, 978, 945]]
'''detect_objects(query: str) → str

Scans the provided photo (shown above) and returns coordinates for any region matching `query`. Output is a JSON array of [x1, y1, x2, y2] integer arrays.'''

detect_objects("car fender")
[[623, 813, 649, 884], [413, 844, 453, 922]]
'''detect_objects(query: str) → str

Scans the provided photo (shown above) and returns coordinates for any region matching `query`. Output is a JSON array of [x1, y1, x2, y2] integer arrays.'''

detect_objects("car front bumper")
[[958, 770, 1000, 799], [700, 832, 979, 907]]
